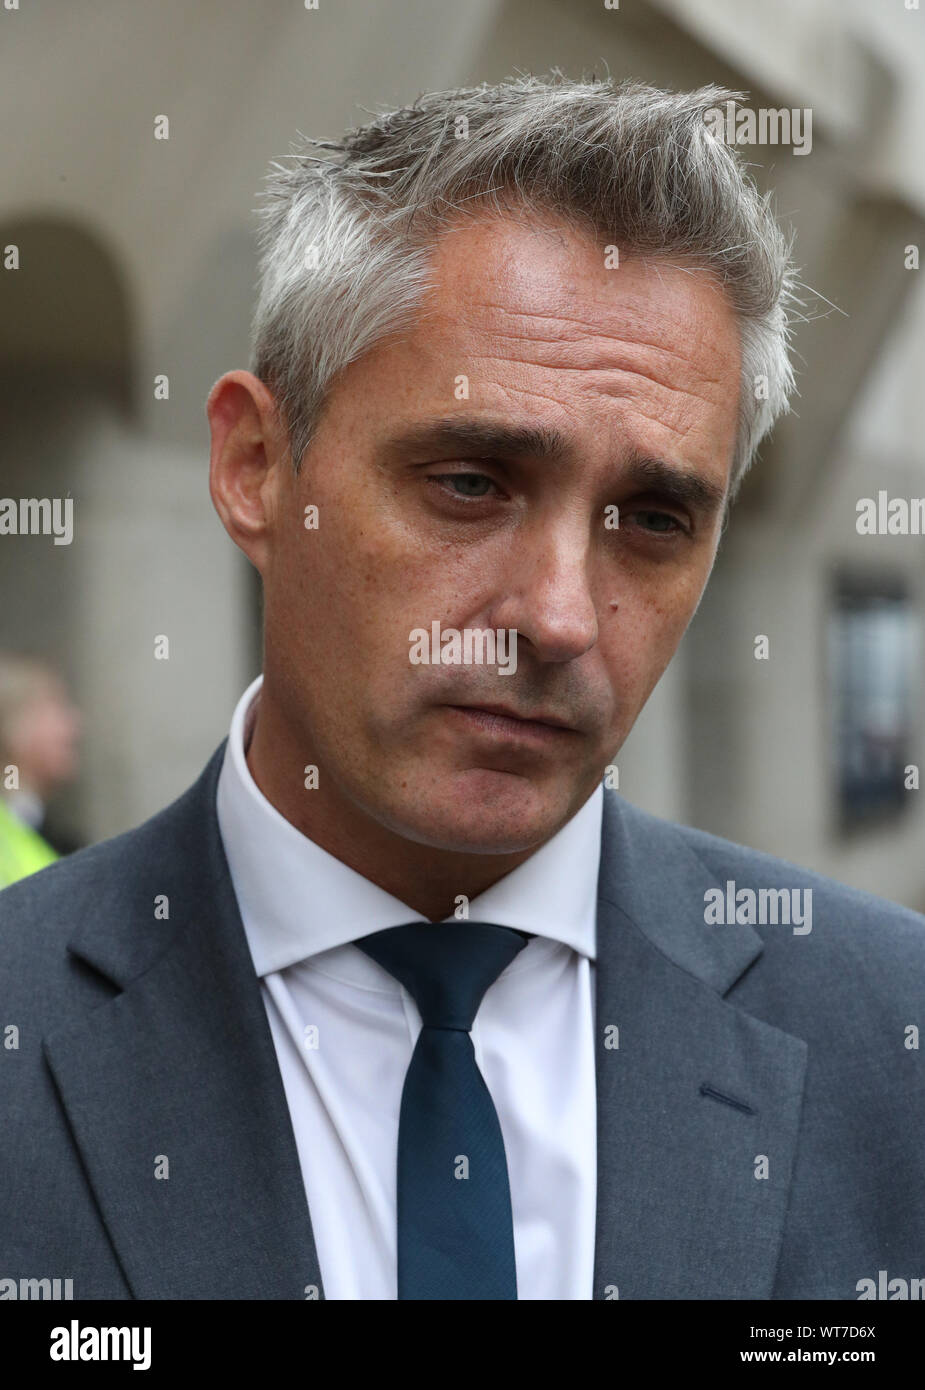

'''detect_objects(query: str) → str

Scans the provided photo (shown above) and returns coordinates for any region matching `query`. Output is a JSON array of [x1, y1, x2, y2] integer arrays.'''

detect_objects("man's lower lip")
[[442, 706, 574, 742]]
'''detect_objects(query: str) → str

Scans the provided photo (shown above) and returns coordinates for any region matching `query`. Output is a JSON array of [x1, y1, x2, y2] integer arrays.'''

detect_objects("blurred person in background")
[[0, 653, 83, 888]]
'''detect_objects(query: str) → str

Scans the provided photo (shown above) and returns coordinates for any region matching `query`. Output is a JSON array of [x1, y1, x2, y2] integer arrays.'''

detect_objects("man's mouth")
[[441, 703, 579, 743]]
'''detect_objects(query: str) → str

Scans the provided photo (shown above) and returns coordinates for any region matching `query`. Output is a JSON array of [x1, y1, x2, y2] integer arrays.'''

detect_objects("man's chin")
[[376, 767, 574, 855]]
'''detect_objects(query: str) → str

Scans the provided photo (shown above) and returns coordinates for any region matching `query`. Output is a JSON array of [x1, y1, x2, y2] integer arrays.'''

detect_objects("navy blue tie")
[[355, 920, 531, 1300]]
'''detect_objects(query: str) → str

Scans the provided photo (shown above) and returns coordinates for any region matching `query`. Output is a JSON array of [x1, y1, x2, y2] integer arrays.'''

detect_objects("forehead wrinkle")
[[463, 348, 731, 412], [450, 309, 734, 395], [485, 376, 728, 462], [467, 296, 714, 354]]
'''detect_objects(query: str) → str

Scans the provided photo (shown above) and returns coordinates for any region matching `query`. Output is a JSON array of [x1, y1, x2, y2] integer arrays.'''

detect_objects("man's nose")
[[491, 525, 599, 664]]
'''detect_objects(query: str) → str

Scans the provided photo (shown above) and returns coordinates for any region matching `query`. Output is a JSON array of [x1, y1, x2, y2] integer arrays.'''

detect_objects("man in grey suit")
[[2, 74, 924, 1301]]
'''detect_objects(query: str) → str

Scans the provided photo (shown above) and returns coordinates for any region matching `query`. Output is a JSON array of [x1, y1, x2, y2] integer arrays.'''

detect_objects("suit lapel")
[[43, 743, 325, 1299], [41, 741, 806, 1301], [592, 790, 808, 1299]]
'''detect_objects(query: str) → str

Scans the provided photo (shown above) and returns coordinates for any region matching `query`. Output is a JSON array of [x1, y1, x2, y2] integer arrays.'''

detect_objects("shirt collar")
[[216, 675, 601, 977]]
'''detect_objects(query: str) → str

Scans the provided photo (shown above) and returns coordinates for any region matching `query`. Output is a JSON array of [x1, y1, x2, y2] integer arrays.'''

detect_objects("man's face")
[[259, 214, 740, 854]]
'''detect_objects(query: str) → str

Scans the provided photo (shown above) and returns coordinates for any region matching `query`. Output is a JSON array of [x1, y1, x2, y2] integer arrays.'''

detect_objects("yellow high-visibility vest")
[[0, 798, 59, 890]]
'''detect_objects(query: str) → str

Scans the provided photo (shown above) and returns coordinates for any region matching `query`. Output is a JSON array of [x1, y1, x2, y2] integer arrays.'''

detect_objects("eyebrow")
[[382, 417, 570, 463], [622, 453, 728, 514], [380, 415, 728, 514]]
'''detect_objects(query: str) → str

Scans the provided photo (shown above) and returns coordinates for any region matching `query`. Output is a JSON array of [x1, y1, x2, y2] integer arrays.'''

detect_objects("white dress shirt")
[[215, 674, 601, 1300]]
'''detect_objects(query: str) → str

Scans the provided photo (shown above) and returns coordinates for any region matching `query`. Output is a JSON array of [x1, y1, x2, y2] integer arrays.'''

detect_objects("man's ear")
[[207, 370, 289, 574]]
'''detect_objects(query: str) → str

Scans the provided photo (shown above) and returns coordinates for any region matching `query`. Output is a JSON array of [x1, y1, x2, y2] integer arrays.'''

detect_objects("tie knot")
[[355, 920, 531, 1030]]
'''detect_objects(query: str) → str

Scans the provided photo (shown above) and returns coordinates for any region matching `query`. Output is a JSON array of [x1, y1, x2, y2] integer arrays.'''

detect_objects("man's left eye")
[[632, 510, 682, 534]]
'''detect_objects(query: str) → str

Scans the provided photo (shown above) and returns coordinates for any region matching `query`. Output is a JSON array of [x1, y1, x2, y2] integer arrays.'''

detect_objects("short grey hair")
[[249, 72, 799, 498]]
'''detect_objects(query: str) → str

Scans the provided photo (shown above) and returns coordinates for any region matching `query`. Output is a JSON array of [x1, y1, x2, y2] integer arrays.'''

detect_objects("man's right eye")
[[429, 472, 499, 500]]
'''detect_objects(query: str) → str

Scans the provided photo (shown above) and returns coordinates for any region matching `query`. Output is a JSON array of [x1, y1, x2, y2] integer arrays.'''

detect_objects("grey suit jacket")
[[2, 739, 924, 1300]]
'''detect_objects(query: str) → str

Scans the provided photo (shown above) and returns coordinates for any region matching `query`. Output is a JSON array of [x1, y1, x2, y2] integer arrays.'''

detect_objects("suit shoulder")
[[669, 812, 925, 957], [608, 791, 925, 960]]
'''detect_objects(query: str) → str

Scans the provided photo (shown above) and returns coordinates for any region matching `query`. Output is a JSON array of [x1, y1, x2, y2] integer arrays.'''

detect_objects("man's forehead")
[[318, 211, 741, 490], [426, 212, 731, 321], [408, 214, 740, 396]]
